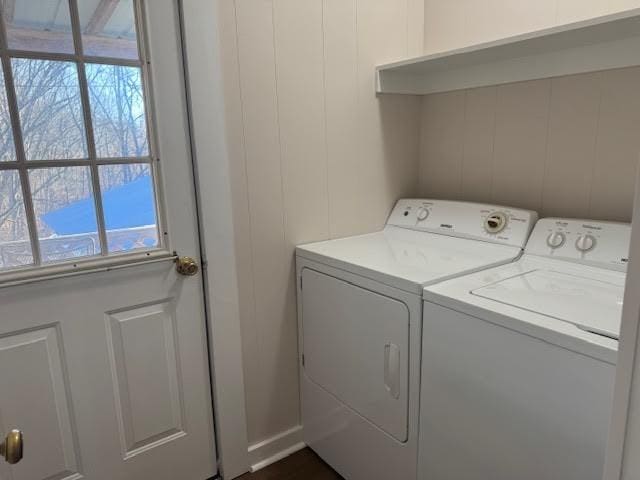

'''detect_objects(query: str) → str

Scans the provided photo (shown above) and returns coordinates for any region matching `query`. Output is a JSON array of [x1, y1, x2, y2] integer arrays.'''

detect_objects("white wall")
[[424, 0, 640, 54], [419, 68, 640, 221], [215, 0, 423, 450], [212, 0, 640, 467], [418, 1, 640, 222]]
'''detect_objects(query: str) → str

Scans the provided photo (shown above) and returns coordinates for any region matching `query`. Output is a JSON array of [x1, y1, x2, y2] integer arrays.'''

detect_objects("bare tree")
[[0, 58, 149, 267]]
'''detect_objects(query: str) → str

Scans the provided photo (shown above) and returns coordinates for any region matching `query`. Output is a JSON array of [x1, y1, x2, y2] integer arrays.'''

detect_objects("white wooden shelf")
[[376, 8, 640, 95]]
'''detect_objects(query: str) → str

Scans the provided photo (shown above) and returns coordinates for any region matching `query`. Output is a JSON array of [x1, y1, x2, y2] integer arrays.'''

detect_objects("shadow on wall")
[[380, 94, 423, 207], [418, 67, 640, 222]]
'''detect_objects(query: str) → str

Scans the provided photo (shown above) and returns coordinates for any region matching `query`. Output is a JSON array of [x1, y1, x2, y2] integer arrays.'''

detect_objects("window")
[[0, 0, 161, 273]]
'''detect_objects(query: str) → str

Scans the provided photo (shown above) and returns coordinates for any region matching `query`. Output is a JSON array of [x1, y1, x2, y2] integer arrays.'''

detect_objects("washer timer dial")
[[546, 232, 566, 249], [416, 207, 429, 222], [576, 234, 596, 253], [485, 212, 508, 234]]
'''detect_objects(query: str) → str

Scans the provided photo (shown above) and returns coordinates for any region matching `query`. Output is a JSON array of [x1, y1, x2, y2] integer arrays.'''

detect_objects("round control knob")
[[485, 212, 508, 234], [546, 232, 566, 249], [416, 207, 429, 221], [576, 234, 596, 253]]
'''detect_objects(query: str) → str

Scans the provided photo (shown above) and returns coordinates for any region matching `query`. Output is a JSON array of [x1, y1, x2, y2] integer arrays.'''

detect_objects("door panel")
[[301, 268, 410, 442], [0, 1, 217, 479], [0, 261, 216, 479], [106, 301, 185, 458], [0, 327, 80, 480]]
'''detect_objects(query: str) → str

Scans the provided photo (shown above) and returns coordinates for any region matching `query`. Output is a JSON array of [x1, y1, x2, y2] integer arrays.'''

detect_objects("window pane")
[[99, 163, 158, 253], [0, 69, 17, 162], [3, 0, 74, 54], [29, 166, 101, 263], [12, 59, 88, 160], [87, 64, 149, 158], [0, 170, 33, 269], [79, 0, 139, 60]]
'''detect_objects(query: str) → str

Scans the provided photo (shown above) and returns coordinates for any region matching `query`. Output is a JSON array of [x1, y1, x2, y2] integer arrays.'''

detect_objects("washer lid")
[[472, 269, 625, 339]]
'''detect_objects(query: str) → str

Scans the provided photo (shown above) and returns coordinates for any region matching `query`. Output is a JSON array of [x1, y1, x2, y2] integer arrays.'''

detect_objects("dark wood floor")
[[237, 448, 343, 480]]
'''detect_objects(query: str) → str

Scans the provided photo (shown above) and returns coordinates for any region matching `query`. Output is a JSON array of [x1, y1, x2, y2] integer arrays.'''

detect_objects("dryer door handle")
[[384, 343, 400, 399]]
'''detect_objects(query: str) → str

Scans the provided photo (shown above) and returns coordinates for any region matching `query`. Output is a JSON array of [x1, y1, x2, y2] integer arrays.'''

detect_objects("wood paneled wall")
[[424, 0, 640, 54], [419, 68, 640, 221], [216, 0, 423, 446], [215, 0, 640, 452]]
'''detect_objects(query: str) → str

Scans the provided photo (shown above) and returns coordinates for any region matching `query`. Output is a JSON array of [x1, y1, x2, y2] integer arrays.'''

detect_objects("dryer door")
[[301, 268, 410, 442]]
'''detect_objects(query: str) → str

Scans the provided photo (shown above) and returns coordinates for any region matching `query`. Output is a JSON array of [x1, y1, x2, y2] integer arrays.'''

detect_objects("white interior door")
[[0, 1, 217, 479]]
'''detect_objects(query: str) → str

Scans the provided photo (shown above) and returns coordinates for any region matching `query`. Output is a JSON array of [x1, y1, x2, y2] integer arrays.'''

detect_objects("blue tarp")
[[41, 175, 156, 235]]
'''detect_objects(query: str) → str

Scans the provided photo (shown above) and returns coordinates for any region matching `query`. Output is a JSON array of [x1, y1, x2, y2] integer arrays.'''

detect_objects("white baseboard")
[[247, 425, 305, 472]]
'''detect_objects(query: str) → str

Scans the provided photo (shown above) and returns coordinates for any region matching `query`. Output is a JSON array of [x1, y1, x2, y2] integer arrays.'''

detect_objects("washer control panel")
[[386, 199, 538, 248], [526, 218, 631, 271]]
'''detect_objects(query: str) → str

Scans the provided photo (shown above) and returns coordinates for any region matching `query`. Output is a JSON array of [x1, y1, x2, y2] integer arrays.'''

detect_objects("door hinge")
[[301, 354, 305, 367], [299, 276, 303, 290]]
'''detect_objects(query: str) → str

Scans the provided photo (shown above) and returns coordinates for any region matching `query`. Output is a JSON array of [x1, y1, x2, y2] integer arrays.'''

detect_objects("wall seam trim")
[[232, 0, 267, 442], [540, 78, 554, 214], [489, 86, 499, 204], [270, 0, 289, 251], [587, 72, 605, 218], [320, 0, 331, 240], [459, 90, 469, 198]]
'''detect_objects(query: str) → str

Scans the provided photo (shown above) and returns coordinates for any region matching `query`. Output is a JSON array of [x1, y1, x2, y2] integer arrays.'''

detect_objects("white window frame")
[[0, 0, 171, 284]]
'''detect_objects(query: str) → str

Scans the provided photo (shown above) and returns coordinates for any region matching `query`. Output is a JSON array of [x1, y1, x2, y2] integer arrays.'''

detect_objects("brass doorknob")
[[176, 256, 199, 276], [0, 430, 23, 465]]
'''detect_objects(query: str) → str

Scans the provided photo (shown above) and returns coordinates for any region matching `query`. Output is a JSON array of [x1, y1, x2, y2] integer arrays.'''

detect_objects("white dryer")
[[420, 218, 631, 480], [296, 199, 537, 480]]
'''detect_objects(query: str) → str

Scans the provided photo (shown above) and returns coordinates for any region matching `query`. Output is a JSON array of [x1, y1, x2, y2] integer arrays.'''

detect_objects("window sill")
[[0, 249, 177, 289]]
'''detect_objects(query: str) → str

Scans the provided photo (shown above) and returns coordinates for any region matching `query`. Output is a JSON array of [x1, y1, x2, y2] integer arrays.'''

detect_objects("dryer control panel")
[[386, 199, 538, 248], [526, 218, 631, 271]]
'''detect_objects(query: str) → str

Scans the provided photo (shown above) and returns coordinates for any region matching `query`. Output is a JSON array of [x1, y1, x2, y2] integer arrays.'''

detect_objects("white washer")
[[420, 218, 631, 480], [296, 199, 537, 480]]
